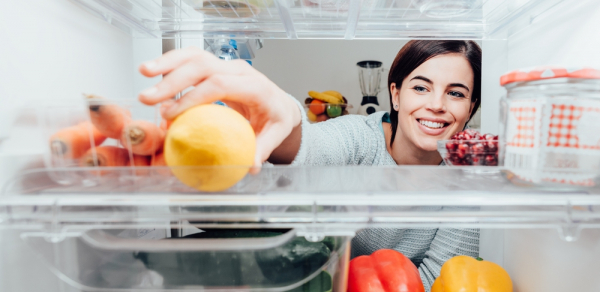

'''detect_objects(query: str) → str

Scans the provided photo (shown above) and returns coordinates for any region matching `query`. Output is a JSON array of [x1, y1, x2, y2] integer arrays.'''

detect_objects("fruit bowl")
[[304, 98, 352, 123], [438, 130, 499, 166]]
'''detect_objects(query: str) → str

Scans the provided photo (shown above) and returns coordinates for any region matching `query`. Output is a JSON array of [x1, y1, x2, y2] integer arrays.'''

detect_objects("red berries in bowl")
[[438, 130, 499, 166]]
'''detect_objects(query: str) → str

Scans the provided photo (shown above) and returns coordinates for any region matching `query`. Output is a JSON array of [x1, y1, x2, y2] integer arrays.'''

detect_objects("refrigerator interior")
[[1, 0, 600, 291]]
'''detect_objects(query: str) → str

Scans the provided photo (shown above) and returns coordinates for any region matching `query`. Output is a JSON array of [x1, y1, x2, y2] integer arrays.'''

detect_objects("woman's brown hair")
[[388, 40, 482, 146]]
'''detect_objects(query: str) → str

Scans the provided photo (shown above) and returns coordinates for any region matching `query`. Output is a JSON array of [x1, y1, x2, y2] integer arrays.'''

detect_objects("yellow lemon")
[[164, 104, 256, 192]]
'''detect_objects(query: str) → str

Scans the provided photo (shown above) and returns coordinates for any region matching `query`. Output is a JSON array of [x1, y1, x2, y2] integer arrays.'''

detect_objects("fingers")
[[160, 77, 226, 119], [140, 61, 216, 105], [249, 123, 290, 175], [249, 165, 262, 175], [138, 47, 209, 105], [161, 74, 268, 119], [253, 122, 292, 167], [138, 46, 209, 77], [159, 100, 175, 117], [139, 56, 250, 106]]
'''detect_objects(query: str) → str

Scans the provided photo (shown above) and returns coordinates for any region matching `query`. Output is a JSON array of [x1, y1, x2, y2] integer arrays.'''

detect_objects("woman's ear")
[[390, 83, 400, 110]]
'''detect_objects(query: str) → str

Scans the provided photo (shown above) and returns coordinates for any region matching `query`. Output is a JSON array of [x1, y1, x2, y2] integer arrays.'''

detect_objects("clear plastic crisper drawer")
[[71, 0, 570, 39], [21, 227, 350, 291], [36, 97, 165, 186]]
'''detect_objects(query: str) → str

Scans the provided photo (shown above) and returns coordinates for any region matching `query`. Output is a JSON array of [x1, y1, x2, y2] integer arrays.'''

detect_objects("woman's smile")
[[415, 117, 450, 135]]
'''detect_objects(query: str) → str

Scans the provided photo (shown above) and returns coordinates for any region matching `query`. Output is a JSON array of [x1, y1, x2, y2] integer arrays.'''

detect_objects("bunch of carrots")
[[49, 94, 170, 174]]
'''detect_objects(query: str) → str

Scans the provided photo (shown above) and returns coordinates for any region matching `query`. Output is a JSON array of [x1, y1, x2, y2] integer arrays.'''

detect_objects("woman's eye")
[[413, 86, 428, 93], [448, 91, 465, 98]]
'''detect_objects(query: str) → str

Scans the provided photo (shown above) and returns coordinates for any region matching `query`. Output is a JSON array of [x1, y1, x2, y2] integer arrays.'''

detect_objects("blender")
[[356, 60, 383, 115]]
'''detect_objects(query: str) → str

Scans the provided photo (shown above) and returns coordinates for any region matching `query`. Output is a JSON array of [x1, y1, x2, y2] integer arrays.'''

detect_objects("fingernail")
[[141, 86, 158, 97], [143, 61, 157, 70]]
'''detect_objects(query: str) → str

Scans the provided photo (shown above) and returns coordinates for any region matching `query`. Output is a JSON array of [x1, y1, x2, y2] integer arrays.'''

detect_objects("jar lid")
[[500, 66, 600, 86]]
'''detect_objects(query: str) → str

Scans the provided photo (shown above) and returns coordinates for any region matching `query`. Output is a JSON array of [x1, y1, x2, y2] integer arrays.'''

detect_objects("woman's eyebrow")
[[410, 76, 471, 92], [448, 83, 470, 92], [410, 75, 433, 84]]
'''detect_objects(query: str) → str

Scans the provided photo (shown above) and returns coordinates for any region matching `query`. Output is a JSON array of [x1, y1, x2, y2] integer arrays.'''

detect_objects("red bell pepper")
[[347, 249, 425, 292]]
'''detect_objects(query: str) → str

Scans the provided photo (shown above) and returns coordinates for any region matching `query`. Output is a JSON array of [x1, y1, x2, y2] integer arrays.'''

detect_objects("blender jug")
[[357, 61, 383, 115]]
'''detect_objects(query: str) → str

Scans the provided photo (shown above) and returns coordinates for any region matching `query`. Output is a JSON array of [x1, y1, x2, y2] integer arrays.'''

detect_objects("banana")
[[308, 91, 341, 104], [322, 90, 344, 103], [306, 109, 317, 122]]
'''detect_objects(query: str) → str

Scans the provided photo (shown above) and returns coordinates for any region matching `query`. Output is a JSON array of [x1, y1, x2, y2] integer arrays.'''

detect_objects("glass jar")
[[499, 67, 600, 186]]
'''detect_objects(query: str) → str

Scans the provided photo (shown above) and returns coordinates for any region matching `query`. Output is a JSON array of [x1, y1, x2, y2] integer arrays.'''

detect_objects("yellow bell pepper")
[[431, 256, 512, 292]]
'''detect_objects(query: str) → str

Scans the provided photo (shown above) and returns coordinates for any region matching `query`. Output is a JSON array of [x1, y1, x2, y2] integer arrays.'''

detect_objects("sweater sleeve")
[[418, 228, 480, 291], [289, 97, 379, 166]]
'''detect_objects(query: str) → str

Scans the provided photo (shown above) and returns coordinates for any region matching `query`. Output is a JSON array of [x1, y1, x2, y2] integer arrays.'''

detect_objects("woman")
[[138, 40, 481, 290]]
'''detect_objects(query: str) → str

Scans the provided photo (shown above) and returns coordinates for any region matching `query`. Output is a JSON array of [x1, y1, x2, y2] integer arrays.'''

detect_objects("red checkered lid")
[[500, 66, 600, 86]]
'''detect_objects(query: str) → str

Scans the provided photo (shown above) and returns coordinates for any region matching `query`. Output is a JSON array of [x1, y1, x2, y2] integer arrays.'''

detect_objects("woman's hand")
[[138, 47, 302, 169]]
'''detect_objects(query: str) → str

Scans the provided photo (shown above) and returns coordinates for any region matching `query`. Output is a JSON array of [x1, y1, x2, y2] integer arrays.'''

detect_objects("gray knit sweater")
[[290, 105, 479, 291]]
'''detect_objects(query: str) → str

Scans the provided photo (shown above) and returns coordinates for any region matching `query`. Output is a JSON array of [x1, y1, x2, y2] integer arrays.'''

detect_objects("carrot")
[[50, 122, 106, 159], [120, 120, 166, 155], [151, 151, 171, 176], [151, 151, 166, 166], [131, 154, 151, 176], [85, 94, 131, 139], [80, 146, 129, 168], [131, 154, 150, 167]]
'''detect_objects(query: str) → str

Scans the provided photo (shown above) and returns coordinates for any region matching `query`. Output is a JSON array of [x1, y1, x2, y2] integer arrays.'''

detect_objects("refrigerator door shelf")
[[70, 0, 571, 39]]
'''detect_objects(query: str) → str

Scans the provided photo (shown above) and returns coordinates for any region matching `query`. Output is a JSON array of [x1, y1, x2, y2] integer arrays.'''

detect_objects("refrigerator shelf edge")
[[68, 0, 571, 39], [2, 166, 600, 230]]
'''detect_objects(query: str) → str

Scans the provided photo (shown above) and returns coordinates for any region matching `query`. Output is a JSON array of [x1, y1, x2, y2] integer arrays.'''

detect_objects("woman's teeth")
[[419, 119, 445, 129]]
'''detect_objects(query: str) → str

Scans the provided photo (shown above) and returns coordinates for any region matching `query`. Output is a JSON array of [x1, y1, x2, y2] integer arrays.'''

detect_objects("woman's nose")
[[426, 92, 446, 112]]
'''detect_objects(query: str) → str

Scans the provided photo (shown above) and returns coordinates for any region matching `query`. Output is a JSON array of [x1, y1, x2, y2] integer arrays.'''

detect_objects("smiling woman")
[[385, 40, 481, 165], [137, 40, 482, 291]]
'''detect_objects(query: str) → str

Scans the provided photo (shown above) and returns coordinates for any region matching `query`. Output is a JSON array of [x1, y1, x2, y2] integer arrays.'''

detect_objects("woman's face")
[[391, 53, 475, 152]]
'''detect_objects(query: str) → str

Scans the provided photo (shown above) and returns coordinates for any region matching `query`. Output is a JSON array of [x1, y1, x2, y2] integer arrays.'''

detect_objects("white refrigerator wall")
[[481, 0, 600, 291], [0, 0, 135, 156], [0, 0, 134, 291]]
